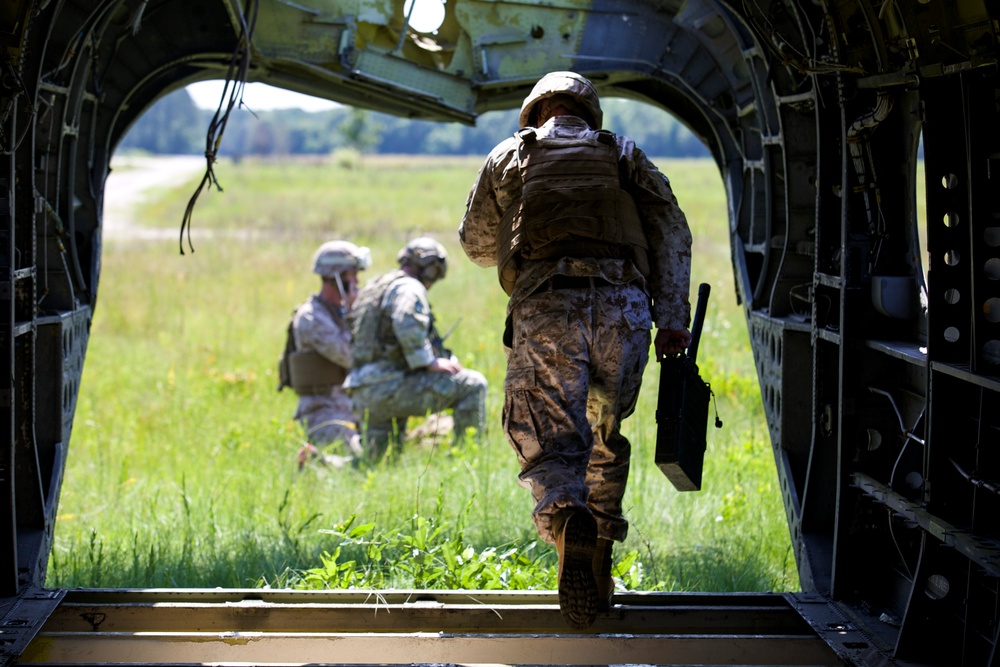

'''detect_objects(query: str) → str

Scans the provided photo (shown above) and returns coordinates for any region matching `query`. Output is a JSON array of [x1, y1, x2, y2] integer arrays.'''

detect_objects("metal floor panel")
[[4, 589, 864, 666]]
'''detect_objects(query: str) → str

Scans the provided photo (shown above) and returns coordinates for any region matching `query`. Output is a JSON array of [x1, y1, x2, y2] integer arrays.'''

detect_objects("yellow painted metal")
[[14, 589, 848, 665], [239, 0, 605, 115], [20, 632, 843, 665]]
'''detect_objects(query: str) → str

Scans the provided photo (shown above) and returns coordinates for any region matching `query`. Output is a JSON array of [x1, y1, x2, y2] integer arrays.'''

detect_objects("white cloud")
[[185, 81, 340, 112]]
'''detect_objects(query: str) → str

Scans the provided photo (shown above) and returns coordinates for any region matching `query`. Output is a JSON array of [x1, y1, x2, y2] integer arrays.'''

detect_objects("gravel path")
[[103, 155, 206, 239]]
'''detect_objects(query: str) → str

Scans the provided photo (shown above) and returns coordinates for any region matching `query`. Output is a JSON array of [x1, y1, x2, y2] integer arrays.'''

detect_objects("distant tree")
[[117, 89, 205, 154], [603, 98, 710, 158], [465, 110, 521, 153], [372, 115, 423, 153], [419, 122, 462, 154], [339, 108, 383, 154], [118, 92, 709, 158]]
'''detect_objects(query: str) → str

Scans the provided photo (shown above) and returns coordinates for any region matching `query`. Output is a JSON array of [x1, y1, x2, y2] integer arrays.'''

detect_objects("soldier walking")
[[459, 71, 694, 628]]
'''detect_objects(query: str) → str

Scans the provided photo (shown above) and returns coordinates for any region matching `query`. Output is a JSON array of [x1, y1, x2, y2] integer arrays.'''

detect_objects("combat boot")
[[593, 537, 615, 612], [552, 508, 599, 629]]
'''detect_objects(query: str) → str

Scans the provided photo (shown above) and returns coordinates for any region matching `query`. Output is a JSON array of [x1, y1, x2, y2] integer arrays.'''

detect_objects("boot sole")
[[557, 510, 599, 629], [594, 539, 615, 612]]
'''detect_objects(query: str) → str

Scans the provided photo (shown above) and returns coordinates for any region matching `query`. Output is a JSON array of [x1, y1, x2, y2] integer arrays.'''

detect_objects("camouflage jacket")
[[459, 114, 693, 331], [345, 271, 438, 388], [292, 295, 352, 371]]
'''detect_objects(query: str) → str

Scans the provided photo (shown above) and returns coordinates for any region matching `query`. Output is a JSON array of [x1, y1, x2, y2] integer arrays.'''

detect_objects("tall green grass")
[[48, 155, 797, 593]]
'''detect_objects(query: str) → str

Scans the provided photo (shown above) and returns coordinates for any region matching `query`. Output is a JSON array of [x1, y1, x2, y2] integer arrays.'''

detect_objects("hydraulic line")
[[848, 94, 893, 273]]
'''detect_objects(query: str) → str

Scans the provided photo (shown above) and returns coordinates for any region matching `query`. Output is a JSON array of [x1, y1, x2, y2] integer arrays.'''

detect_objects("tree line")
[[118, 88, 711, 158]]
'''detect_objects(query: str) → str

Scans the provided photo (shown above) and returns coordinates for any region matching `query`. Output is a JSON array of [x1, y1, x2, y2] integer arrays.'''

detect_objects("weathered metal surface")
[[0, 589, 64, 665], [14, 589, 846, 666]]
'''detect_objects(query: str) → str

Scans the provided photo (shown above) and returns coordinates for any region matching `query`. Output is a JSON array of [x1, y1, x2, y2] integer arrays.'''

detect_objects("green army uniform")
[[346, 262, 487, 460]]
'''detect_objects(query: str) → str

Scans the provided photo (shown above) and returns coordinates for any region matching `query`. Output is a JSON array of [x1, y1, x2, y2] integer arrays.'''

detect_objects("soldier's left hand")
[[655, 328, 692, 360]]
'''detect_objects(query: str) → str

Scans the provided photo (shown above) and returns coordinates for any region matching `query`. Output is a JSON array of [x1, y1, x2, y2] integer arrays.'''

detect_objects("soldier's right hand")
[[428, 357, 462, 375]]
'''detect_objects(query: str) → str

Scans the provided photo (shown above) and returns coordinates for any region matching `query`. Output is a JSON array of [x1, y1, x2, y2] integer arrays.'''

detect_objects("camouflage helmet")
[[312, 240, 371, 278], [519, 71, 603, 130], [397, 236, 448, 282]]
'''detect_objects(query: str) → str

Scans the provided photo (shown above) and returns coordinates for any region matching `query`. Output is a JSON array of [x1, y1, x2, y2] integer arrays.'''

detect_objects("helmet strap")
[[331, 273, 348, 305], [420, 258, 445, 284]]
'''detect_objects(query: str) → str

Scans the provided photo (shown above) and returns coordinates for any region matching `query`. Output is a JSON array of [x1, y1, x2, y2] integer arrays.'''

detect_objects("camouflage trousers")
[[295, 391, 363, 457], [350, 367, 487, 459], [504, 281, 651, 544]]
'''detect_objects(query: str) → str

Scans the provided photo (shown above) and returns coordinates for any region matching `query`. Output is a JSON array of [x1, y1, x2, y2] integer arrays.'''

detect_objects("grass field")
[[47, 154, 798, 593]]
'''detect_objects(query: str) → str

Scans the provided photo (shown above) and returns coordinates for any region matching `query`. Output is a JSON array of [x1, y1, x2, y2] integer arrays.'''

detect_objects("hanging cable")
[[129, 0, 150, 35], [740, 0, 865, 75], [0, 49, 37, 155], [847, 94, 893, 273], [179, 0, 260, 255]]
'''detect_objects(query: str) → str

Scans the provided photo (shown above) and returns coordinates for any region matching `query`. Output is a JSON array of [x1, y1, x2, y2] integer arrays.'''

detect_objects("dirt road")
[[103, 155, 205, 239]]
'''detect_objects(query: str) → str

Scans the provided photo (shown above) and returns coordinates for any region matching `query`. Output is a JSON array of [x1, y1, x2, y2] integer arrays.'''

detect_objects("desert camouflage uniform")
[[292, 295, 362, 454], [345, 270, 487, 454], [460, 114, 692, 544]]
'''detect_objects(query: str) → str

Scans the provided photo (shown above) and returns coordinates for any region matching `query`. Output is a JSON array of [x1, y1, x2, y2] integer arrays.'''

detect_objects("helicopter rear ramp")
[[5, 589, 875, 666]]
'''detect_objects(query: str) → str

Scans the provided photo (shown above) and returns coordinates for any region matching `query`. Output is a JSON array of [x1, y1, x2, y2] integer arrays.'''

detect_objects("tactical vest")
[[496, 128, 650, 295], [348, 270, 407, 366], [277, 301, 349, 396]]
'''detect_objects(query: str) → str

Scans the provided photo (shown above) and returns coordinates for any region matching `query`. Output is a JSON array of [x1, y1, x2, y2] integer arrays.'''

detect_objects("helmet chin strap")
[[420, 259, 445, 284], [333, 273, 348, 305]]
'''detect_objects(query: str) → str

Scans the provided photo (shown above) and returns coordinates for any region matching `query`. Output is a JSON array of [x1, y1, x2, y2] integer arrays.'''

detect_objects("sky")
[[185, 81, 340, 112]]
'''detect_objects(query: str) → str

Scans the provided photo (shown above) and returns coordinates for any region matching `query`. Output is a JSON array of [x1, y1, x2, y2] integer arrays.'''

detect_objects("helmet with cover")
[[398, 237, 448, 283], [518, 71, 603, 130], [312, 240, 371, 278]]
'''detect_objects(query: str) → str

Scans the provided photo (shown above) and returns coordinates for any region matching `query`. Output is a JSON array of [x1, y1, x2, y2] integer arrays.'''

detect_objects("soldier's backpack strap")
[[277, 314, 296, 392], [495, 129, 536, 295]]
